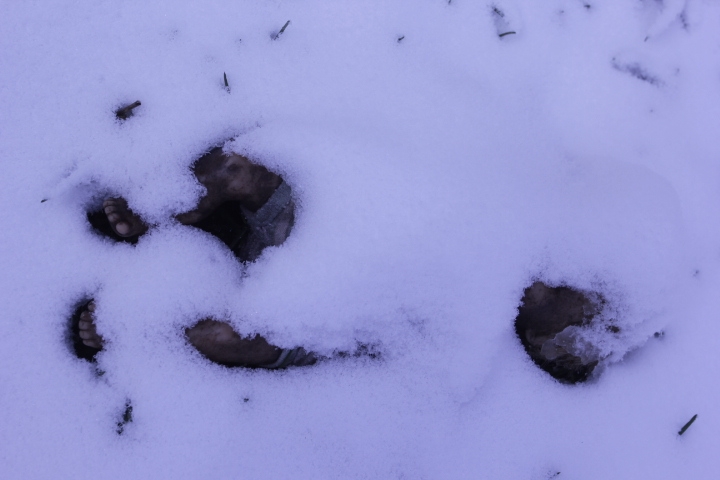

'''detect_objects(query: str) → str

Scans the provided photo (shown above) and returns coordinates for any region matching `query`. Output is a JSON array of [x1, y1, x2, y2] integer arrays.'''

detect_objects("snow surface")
[[1, 0, 719, 478]]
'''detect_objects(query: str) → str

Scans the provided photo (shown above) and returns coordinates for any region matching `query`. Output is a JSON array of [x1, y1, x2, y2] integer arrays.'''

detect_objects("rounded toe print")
[[514, 281, 615, 384]]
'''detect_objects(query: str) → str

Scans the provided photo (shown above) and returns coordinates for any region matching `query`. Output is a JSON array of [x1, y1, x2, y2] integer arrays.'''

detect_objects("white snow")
[[1, 0, 719, 478]]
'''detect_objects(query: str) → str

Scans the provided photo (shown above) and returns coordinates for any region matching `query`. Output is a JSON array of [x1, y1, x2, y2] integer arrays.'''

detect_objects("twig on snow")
[[678, 414, 698, 436], [115, 100, 141, 120], [273, 20, 291, 40]]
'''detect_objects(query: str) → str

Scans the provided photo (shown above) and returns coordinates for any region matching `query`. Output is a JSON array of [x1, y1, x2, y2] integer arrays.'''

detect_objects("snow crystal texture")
[[1, 0, 719, 478]]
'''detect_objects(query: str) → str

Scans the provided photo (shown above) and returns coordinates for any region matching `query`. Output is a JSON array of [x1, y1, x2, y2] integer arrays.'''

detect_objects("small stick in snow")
[[491, 6, 517, 39], [397, 35, 405, 43], [116, 400, 133, 435], [115, 100, 142, 120], [273, 20, 291, 40], [678, 414, 698, 435], [224, 72, 230, 93]]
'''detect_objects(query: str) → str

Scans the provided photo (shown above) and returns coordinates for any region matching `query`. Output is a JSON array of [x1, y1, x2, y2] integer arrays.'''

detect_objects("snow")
[[1, 0, 719, 478]]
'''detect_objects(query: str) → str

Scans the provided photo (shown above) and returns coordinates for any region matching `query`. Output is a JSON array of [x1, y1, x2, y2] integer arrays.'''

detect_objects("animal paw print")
[[75, 139, 312, 368], [75, 102, 311, 369]]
